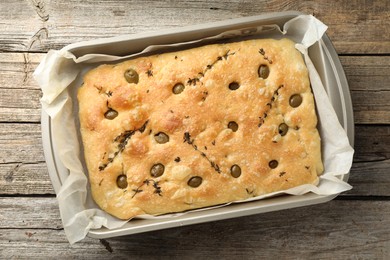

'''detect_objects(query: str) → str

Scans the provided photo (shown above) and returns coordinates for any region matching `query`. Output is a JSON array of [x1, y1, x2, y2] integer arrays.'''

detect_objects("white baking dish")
[[40, 11, 354, 239]]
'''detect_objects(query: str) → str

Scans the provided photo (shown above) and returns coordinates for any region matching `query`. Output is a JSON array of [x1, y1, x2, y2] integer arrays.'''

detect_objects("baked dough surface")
[[78, 38, 323, 219]]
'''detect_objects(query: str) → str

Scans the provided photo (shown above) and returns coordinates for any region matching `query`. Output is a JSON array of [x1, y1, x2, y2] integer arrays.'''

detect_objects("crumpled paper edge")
[[34, 14, 354, 244]]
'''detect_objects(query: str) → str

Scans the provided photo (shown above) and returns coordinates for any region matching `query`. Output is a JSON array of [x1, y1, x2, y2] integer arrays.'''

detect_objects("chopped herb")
[[185, 50, 236, 87], [259, 48, 265, 55], [258, 85, 284, 127], [222, 50, 235, 60], [94, 86, 113, 97], [132, 179, 163, 198], [259, 48, 273, 64], [187, 77, 200, 86], [99, 120, 149, 171], [131, 188, 143, 198], [246, 188, 254, 195], [183, 132, 192, 144], [183, 132, 221, 174], [153, 181, 162, 196], [202, 91, 209, 101], [138, 120, 149, 133]]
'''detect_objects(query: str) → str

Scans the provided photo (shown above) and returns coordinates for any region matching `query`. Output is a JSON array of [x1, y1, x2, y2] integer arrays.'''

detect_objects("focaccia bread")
[[78, 38, 323, 220]]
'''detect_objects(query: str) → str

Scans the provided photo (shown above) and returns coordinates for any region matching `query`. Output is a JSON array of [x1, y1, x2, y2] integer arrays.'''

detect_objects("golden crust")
[[78, 38, 323, 219]]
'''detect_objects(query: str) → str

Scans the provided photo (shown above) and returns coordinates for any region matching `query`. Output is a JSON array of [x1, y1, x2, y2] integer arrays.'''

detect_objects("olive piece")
[[116, 174, 128, 189], [258, 64, 270, 79], [269, 160, 278, 169], [150, 163, 165, 178], [104, 109, 118, 120], [188, 176, 203, 188], [230, 164, 241, 178], [172, 83, 185, 94], [228, 82, 240, 91], [154, 132, 169, 144], [228, 121, 239, 132], [124, 68, 139, 84], [278, 123, 289, 136], [289, 94, 303, 108]]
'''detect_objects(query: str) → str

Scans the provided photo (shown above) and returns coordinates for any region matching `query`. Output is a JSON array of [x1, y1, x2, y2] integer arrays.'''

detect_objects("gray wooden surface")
[[1, 0, 389, 259]]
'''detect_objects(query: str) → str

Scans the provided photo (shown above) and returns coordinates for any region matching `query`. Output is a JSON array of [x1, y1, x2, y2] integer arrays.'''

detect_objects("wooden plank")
[[346, 125, 390, 197], [0, 123, 45, 164], [0, 0, 389, 54], [0, 197, 61, 229], [1, 158, 387, 197], [346, 159, 390, 197], [0, 53, 42, 122], [340, 56, 390, 124], [0, 199, 389, 258], [0, 89, 42, 123], [354, 125, 390, 162], [0, 162, 53, 194], [0, 53, 42, 90], [1, 124, 389, 195], [0, 54, 389, 124]]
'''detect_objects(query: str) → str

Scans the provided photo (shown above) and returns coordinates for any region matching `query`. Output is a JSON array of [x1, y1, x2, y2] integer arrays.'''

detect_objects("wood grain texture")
[[0, 123, 44, 164], [0, 197, 60, 229], [0, 162, 53, 194], [0, 53, 41, 90], [0, 0, 389, 257], [346, 159, 390, 197], [0, 55, 389, 124], [0, 0, 389, 54], [1, 199, 389, 259], [340, 56, 390, 124], [0, 124, 388, 195]]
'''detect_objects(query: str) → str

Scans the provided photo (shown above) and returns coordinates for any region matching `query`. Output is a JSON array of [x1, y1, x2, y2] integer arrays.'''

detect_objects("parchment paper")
[[34, 15, 354, 244]]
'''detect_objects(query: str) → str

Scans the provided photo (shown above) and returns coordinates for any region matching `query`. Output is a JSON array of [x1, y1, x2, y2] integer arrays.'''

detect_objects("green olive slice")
[[172, 83, 185, 94], [258, 65, 270, 79], [188, 176, 202, 188], [269, 160, 278, 169], [124, 68, 139, 84], [104, 109, 118, 120], [116, 174, 128, 189], [228, 82, 240, 90], [154, 132, 169, 144], [230, 164, 241, 178], [278, 123, 289, 136], [150, 163, 165, 178], [228, 121, 239, 132], [289, 94, 302, 108]]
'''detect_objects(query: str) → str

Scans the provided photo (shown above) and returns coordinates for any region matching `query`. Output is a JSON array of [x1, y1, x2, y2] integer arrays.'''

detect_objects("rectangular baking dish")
[[41, 11, 354, 239]]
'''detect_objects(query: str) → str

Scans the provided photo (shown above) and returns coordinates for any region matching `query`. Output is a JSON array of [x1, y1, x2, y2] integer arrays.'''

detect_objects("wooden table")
[[1, 0, 389, 258]]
